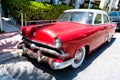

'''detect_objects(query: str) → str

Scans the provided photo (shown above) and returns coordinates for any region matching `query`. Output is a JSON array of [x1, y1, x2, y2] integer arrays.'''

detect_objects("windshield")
[[58, 12, 93, 24]]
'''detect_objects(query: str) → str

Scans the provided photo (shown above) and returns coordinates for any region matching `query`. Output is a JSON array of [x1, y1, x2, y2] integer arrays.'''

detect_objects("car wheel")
[[107, 34, 112, 43], [117, 22, 120, 30], [71, 47, 86, 69]]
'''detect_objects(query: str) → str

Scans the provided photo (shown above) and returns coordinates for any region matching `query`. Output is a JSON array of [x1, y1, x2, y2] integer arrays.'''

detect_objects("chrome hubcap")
[[107, 34, 112, 42], [74, 49, 83, 64], [71, 47, 85, 69]]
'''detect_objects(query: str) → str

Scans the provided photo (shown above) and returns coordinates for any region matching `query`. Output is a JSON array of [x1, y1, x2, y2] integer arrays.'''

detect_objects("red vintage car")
[[18, 9, 116, 70]]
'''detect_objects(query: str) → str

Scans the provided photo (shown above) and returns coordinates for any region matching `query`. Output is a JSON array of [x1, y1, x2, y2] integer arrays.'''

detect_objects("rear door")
[[103, 14, 116, 42], [93, 13, 106, 48]]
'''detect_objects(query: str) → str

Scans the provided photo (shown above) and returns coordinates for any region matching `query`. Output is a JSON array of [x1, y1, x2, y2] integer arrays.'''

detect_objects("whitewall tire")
[[107, 33, 112, 43], [71, 47, 86, 69]]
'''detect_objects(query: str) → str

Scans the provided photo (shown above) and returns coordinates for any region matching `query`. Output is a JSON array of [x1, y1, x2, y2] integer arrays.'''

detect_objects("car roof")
[[64, 9, 107, 15]]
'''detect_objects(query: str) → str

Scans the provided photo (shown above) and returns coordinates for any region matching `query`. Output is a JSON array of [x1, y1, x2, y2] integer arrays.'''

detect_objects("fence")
[[2, 11, 57, 27], [20, 12, 56, 27], [26, 20, 56, 26]]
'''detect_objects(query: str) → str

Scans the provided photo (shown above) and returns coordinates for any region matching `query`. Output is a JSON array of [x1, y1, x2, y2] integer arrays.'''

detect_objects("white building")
[[99, 0, 119, 10]]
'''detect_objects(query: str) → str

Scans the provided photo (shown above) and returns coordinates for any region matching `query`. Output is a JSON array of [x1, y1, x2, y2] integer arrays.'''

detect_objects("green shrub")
[[2, 0, 73, 22]]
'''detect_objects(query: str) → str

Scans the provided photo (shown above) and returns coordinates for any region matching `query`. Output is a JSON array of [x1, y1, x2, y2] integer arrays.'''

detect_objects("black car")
[[109, 11, 120, 30]]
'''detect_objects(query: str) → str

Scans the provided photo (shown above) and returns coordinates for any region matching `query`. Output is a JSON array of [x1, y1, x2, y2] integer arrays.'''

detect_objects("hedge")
[[1, 0, 73, 22]]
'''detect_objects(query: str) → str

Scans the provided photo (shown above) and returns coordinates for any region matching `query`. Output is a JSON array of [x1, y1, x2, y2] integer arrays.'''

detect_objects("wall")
[[99, 0, 109, 9], [99, 0, 119, 10]]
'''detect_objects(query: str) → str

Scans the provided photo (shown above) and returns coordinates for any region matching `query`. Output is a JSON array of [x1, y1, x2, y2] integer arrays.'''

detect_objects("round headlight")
[[54, 38, 61, 48]]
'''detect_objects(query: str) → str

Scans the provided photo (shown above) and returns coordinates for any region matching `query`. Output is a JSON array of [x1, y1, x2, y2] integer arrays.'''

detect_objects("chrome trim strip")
[[23, 37, 62, 54], [18, 42, 68, 58], [30, 43, 68, 57], [23, 37, 55, 48]]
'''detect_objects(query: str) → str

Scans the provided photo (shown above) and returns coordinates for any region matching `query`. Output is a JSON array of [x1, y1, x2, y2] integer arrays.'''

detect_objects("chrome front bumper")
[[50, 58, 74, 70], [17, 43, 74, 70]]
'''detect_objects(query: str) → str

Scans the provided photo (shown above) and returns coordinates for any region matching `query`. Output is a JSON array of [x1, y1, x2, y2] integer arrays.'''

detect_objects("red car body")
[[18, 9, 116, 69]]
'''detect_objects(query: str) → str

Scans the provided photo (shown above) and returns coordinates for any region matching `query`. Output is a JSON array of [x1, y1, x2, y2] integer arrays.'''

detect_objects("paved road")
[[0, 31, 120, 80]]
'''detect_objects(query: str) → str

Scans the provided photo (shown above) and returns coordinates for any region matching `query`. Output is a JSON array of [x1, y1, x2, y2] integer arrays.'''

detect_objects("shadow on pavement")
[[25, 37, 116, 80], [0, 31, 20, 53], [0, 56, 56, 80], [0, 32, 18, 40], [0, 41, 19, 52], [116, 29, 120, 33]]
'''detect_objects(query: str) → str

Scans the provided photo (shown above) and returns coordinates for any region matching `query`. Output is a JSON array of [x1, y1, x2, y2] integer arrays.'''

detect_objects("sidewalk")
[[0, 20, 22, 62], [2, 18, 20, 32], [0, 21, 56, 80]]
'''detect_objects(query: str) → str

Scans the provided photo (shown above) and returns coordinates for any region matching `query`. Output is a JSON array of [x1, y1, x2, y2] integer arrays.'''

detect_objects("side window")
[[94, 14, 102, 24], [103, 15, 109, 23]]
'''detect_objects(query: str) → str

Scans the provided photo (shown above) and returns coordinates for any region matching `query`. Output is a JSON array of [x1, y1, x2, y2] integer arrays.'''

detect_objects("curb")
[[0, 32, 22, 63], [0, 49, 22, 63], [0, 31, 19, 35]]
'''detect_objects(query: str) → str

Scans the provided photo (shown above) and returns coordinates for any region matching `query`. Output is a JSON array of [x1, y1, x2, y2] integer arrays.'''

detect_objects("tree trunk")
[[50, 0, 53, 4]]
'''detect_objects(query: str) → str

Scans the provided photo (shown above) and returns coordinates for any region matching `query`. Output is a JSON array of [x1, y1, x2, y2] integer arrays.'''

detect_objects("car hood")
[[21, 22, 91, 45]]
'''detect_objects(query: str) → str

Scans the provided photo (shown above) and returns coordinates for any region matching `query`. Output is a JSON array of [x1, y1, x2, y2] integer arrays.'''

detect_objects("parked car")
[[108, 11, 120, 30], [18, 9, 116, 70]]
